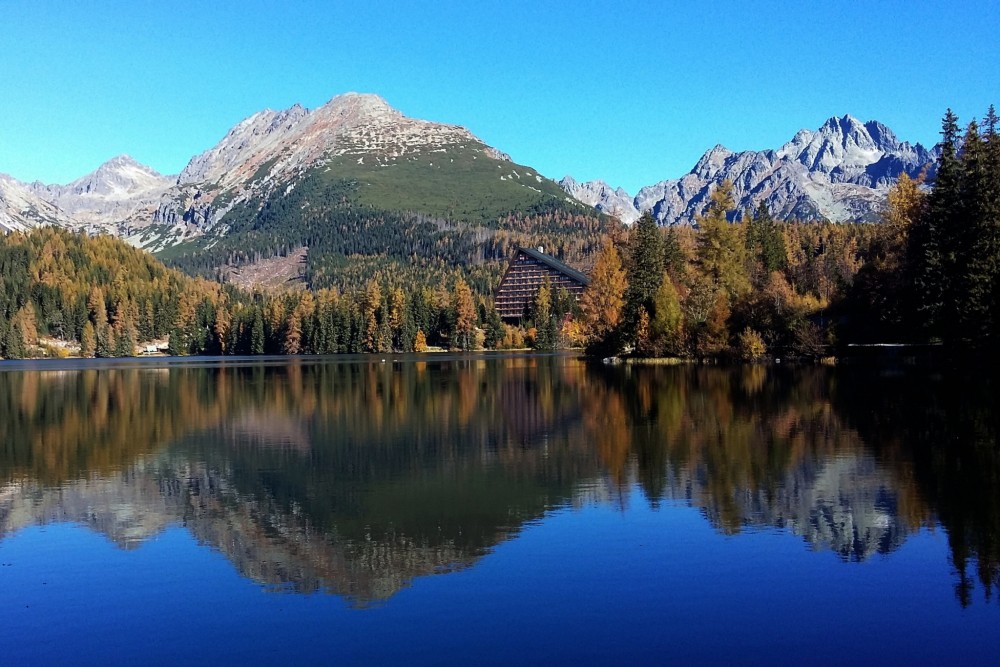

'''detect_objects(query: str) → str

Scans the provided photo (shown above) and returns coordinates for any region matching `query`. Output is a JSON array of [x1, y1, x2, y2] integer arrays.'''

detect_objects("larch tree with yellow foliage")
[[580, 238, 628, 352]]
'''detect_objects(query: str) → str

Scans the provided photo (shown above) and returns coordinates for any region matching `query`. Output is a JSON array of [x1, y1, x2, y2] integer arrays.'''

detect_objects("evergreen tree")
[[95, 323, 114, 358], [624, 212, 665, 340], [167, 327, 185, 356], [956, 120, 994, 339], [746, 202, 786, 278], [910, 109, 962, 339], [984, 105, 1000, 340], [662, 226, 685, 280], [4, 323, 25, 359], [483, 305, 505, 349], [250, 308, 265, 355]]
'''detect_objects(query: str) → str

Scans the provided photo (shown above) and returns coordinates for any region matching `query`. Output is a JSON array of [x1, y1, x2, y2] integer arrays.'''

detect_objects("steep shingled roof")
[[516, 247, 590, 286]]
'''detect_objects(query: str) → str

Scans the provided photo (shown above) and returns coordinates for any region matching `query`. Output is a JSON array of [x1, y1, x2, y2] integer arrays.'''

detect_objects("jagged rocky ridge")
[[2, 104, 936, 241], [0, 93, 538, 249], [561, 114, 937, 225]]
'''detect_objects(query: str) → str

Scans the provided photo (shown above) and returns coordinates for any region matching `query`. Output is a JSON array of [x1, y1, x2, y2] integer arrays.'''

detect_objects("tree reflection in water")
[[0, 356, 996, 606]]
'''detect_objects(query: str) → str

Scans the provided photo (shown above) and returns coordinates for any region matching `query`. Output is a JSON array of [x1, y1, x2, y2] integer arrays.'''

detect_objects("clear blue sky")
[[3, 0, 998, 194]]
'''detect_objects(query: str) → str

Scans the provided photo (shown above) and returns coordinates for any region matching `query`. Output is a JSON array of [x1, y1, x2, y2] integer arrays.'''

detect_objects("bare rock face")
[[27, 155, 176, 233], [178, 104, 311, 186], [558, 176, 640, 224], [564, 115, 937, 225], [3, 103, 937, 241], [137, 93, 514, 246], [177, 92, 500, 194], [1, 93, 511, 246], [0, 174, 78, 232]]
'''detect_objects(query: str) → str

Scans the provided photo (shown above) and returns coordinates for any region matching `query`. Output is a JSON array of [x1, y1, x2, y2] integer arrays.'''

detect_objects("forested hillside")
[[0, 227, 535, 358], [577, 105, 1000, 359], [163, 152, 606, 295]]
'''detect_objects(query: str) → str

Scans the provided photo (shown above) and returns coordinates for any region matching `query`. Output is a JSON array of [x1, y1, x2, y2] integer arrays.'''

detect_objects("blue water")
[[0, 357, 996, 665], [1, 502, 993, 666]]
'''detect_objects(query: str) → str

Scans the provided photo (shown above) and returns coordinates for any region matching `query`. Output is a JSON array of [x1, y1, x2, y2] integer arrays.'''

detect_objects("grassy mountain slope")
[[163, 140, 606, 294]]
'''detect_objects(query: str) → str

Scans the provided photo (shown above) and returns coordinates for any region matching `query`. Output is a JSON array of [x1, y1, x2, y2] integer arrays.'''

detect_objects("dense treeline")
[[4, 106, 997, 360], [0, 228, 225, 359], [0, 227, 532, 358], [579, 194, 878, 359], [580, 105, 1000, 359]]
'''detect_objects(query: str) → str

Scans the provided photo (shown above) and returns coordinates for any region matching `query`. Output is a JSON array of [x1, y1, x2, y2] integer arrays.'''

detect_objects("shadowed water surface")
[[0, 354, 996, 664]]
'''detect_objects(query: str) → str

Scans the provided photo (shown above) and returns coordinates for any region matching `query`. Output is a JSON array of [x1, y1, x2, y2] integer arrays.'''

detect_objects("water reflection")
[[0, 357, 997, 606]]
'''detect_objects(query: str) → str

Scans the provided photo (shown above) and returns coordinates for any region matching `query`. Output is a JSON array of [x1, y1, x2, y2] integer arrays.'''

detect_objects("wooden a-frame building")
[[494, 247, 590, 322]]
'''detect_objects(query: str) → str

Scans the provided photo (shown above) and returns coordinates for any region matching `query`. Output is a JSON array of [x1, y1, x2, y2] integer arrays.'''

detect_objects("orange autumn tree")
[[579, 237, 628, 351]]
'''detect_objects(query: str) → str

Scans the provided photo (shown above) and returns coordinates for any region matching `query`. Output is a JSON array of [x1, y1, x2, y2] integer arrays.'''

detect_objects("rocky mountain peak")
[[179, 104, 311, 185], [559, 175, 640, 224], [777, 114, 884, 173], [565, 114, 937, 226], [319, 92, 398, 119], [692, 144, 734, 179], [67, 154, 172, 197], [863, 120, 901, 151], [177, 91, 495, 191]]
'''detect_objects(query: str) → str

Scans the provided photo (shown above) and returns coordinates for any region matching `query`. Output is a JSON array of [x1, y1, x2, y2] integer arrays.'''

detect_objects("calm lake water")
[[0, 354, 997, 665]]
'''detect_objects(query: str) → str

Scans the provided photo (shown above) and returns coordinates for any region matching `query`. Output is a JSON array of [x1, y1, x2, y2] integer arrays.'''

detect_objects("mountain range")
[[562, 115, 937, 224], [0, 94, 937, 256], [0, 93, 577, 239]]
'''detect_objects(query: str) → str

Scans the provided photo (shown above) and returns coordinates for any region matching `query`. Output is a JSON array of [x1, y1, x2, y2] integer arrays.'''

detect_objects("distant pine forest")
[[1, 107, 998, 361]]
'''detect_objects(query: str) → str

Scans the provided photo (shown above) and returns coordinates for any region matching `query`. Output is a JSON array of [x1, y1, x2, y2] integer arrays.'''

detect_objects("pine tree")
[[956, 120, 995, 339], [95, 322, 114, 358], [910, 109, 962, 339], [662, 226, 685, 280], [483, 305, 504, 349], [746, 202, 786, 280], [167, 327, 185, 356], [624, 212, 665, 339], [985, 105, 1000, 341], [4, 323, 25, 359], [250, 308, 265, 355]]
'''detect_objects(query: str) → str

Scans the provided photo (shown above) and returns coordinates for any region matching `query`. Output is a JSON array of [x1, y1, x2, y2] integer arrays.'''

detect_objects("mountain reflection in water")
[[0, 356, 997, 607]]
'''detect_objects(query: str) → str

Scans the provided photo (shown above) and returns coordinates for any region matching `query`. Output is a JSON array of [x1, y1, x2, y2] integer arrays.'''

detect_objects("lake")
[[0, 354, 997, 665]]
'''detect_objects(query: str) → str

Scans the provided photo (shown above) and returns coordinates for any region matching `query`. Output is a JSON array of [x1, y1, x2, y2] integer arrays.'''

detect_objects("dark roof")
[[517, 247, 590, 286]]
